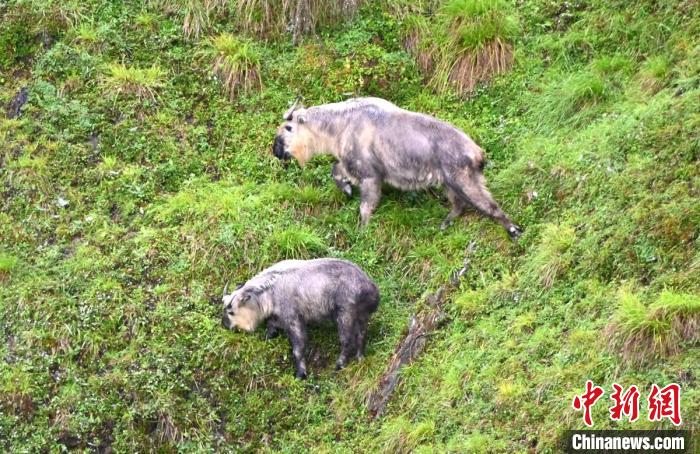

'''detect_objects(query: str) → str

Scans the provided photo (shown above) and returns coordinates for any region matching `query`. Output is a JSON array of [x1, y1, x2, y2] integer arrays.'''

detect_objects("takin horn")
[[283, 96, 304, 121]]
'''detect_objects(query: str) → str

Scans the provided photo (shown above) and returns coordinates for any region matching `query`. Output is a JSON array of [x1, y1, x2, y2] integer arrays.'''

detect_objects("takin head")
[[272, 98, 313, 164], [221, 283, 263, 333]]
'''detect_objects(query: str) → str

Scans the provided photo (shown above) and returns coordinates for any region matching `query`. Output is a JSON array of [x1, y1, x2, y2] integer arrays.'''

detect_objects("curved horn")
[[283, 96, 304, 121], [223, 282, 229, 296]]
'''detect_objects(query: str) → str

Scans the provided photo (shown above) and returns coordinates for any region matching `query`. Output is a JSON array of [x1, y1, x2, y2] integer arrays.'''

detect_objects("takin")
[[272, 97, 522, 240], [221, 258, 380, 379]]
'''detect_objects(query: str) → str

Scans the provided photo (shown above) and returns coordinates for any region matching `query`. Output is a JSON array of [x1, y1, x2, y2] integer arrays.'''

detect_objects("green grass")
[[442, 0, 519, 50], [101, 62, 166, 101], [0, 0, 698, 451], [0, 253, 19, 280]]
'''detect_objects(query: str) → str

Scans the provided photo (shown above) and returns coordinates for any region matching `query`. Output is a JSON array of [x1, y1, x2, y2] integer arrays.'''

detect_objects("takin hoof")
[[440, 219, 453, 231], [265, 326, 280, 340], [295, 369, 308, 380], [508, 225, 524, 241]]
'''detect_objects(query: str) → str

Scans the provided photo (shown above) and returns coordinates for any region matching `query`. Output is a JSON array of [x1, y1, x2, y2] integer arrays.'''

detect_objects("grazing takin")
[[221, 258, 380, 379], [272, 97, 522, 240]]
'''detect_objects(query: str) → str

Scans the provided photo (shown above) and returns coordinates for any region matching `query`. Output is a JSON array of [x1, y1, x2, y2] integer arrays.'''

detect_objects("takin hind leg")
[[352, 313, 371, 361], [441, 186, 468, 230], [449, 172, 523, 240], [335, 309, 359, 370]]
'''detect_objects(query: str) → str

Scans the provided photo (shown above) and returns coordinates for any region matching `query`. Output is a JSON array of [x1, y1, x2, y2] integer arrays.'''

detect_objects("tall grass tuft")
[[531, 55, 631, 128], [639, 55, 671, 93], [378, 417, 435, 454], [606, 289, 700, 363], [198, 33, 263, 98], [236, 0, 363, 43], [158, 0, 219, 39], [165, 0, 362, 42], [525, 224, 576, 288], [266, 227, 326, 259], [398, 0, 519, 95], [101, 63, 166, 101], [432, 0, 519, 95]]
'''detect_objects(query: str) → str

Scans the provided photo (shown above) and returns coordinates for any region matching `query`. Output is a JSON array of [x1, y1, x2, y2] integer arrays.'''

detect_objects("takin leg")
[[358, 178, 382, 227], [352, 313, 371, 360], [331, 162, 353, 197], [448, 171, 522, 240], [265, 318, 282, 340], [441, 186, 468, 231], [285, 319, 308, 379], [335, 309, 358, 370]]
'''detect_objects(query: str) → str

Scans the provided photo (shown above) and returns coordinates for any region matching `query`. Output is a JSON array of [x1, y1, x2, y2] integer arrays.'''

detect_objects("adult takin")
[[221, 258, 380, 379], [272, 97, 522, 240]]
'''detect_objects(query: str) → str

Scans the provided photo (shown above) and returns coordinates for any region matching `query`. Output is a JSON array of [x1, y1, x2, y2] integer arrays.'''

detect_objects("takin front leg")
[[441, 186, 468, 230], [265, 318, 282, 340], [285, 319, 308, 379], [358, 178, 382, 227], [331, 162, 353, 197], [450, 172, 523, 240]]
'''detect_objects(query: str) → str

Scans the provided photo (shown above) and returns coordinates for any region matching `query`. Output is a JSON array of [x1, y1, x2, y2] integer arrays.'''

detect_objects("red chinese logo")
[[572, 380, 605, 426], [573, 382, 682, 426], [609, 383, 640, 422], [648, 383, 682, 426]]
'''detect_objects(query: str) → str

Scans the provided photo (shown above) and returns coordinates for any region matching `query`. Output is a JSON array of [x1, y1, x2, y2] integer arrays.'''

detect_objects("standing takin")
[[272, 97, 522, 239], [221, 258, 380, 379]]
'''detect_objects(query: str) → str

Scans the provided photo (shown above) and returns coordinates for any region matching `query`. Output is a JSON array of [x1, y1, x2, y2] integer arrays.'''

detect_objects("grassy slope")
[[1, 0, 698, 451]]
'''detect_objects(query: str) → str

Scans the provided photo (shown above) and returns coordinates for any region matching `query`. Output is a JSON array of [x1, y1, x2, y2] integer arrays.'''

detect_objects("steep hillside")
[[1, 0, 698, 451]]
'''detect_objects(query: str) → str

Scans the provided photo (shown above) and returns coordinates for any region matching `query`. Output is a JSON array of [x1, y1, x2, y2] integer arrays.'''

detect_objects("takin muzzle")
[[272, 134, 291, 161]]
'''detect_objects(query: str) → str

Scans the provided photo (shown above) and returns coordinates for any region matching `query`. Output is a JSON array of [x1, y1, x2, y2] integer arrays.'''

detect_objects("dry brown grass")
[[446, 39, 514, 94], [402, 32, 435, 75], [236, 0, 362, 42], [169, 0, 363, 42], [157, 412, 182, 444]]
